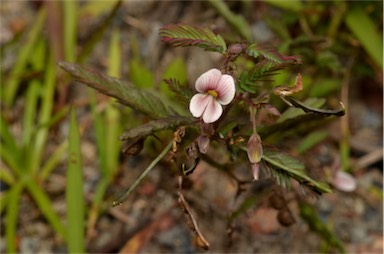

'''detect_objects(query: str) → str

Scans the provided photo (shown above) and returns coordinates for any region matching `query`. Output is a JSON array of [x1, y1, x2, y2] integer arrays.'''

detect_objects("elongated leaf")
[[283, 96, 345, 117], [278, 97, 326, 122], [58, 61, 175, 119], [246, 43, 285, 63], [258, 112, 334, 139], [26, 180, 67, 240], [163, 79, 194, 105], [66, 109, 85, 253], [6, 182, 24, 253], [300, 202, 345, 253], [160, 24, 227, 53], [262, 148, 332, 194], [297, 131, 329, 154], [207, 0, 252, 41], [238, 59, 301, 93], [161, 57, 188, 98], [3, 7, 46, 107], [345, 8, 383, 68], [119, 116, 195, 141], [63, 0, 77, 62]]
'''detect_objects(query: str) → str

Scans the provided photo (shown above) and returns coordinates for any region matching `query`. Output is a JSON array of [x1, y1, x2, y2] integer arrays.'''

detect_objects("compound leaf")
[[59, 61, 175, 119], [119, 116, 194, 141], [160, 24, 227, 53]]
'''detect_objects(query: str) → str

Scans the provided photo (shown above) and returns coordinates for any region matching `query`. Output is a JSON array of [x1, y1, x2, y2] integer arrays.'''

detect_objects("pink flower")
[[189, 69, 236, 123]]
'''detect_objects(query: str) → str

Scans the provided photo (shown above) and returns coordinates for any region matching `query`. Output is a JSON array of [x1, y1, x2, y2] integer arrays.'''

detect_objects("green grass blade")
[[0, 166, 15, 185], [345, 8, 383, 68], [87, 178, 109, 238], [1, 113, 20, 162], [25, 180, 67, 240], [63, 0, 78, 61], [22, 38, 46, 146], [30, 54, 56, 174], [0, 117, 22, 174], [0, 143, 21, 176], [89, 90, 108, 175], [207, 0, 252, 41], [106, 28, 122, 176], [39, 141, 68, 181], [77, 1, 122, 63], [105, 104, 121, 177], [5, 183, 24, 253], [66, 108, 85, 253], [0, 190, 9, 214], [297, 131, 329, 154], [108, 28, 121, 78], [22, 80, 40, 147], [2, 7, 46, 107], [264, 0, 303, 12]]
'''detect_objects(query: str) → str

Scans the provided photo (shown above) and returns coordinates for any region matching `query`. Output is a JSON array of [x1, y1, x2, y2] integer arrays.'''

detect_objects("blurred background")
[[1, 1, 382, 253]]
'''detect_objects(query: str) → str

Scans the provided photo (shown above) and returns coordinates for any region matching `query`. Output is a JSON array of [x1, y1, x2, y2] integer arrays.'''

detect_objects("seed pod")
[[269, 194, 285, 210], [277, 208, 295, 227]]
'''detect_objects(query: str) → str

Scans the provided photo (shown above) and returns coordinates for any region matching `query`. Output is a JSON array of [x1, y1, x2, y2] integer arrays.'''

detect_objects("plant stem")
[[112, 141, 173, 206]]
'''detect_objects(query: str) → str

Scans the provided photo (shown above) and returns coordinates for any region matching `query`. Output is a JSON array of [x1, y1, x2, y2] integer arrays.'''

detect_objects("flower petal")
[[189, 93, 210, 118], [202, 98, 222, 123], [195, 68, 222, 93], [332, 171, 357, 192], [216, 74, 235, 105]]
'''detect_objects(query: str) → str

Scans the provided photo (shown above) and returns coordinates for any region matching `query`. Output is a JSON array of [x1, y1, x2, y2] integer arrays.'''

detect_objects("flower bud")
[[197, 135, 210, 154], [251, 163, 260, 181], [247, 133, 263, 164]]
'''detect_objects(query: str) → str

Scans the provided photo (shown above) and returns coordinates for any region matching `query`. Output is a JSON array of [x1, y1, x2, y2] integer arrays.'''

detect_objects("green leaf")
[[309, 78, 341, 98], [238, 59, 301, 93], [129, 58, 154, 89], [77, 1, 122, 63], [300, 202, 345, 253], [264, 0, 303, 12], [283, 96, 345, 117], [161, 57, 188, 98], [163, 78, 194, 106], [297, 131, 329, 154], [63, 0, 78, 62], [258, 112, 334, 139], [278, 97, 326, 122], [207, 0, 252, 41], [119, 116, 195, 141], [261, 148, 332, 194], [246, 44, 285, 63], [345, 8, 383, 68], [160, 24, 227, 53], [58, 61, 176, 119], [108, 28, 121, 78], [66, 109, 85, 253], [6, 182, 24, 253], [29, 54, 56, 175], [26, 180, 67, 240], [2, 7, 46, 107]]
